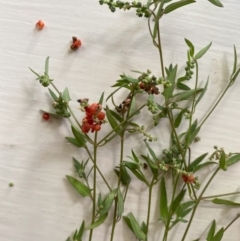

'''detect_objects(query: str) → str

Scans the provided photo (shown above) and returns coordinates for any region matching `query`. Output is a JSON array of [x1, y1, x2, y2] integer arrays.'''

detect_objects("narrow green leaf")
[[208, 0, 223, 7], [66, 175, 91, 197], [164, 0, 196, 14], [65, 137, 83, 148], [29, 67, 40, 77], [212, 198, 240, 207], [109, 109, 123, 122], [177, 76, 188, 83], [128, 213, 146, 240], [231, 45, 237, 78], [174, 109, 186, 128], [212, 227, 224, 241], [194, 161, 217, 172], [117, 189, 124, 218], [185, 38, 195, 57], [141, 221, 147, 234], [195, 77, 209, 106], [160, 178, 168, 225], [219, 151, 226, 171], [188, 152, 208, 172], [72, 157, 81, 171], [71, 126, 86, 147], [114, 164, 131, 186], [76, 221, 85, 240], [172, 89, 203, 102], [230, 66, 240, 84], [45, 56, 50, 75], [145, 140, 158, 162], [153, 1, 167, 39], [86, 213, 108, 230], [98, 92, 104, 105], [195, 42, 212, 60], [131, 150, 140, 163], [123, 216, 134, 232], [187, 126, 201, 145], [162, 65, 177, 100], [106, 106, 122, 135], [99, 190, 116, 216], [48, 88, 58, 101], [226, 153, 240, 166], [66, 237, 71, 241], [177, 82, 191, 90], [207, 220, 216, 241], [172, 189, 186, 214], [63, 87, 71, 102]]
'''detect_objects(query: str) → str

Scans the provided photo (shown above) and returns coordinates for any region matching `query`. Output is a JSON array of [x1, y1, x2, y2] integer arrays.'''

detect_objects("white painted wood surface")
[[0, 0, 240, 240]]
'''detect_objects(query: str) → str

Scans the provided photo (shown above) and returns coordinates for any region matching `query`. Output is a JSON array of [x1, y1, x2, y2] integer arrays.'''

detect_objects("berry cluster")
[[78, 100, 106, 133], [182, 173, 195, 183]]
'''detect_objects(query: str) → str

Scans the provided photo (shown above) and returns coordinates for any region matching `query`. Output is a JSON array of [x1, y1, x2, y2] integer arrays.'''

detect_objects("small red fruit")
[[86, 103, 102, 116], [82, 123, 91, 133], [42, 113, 50, 120], [92, 124, 101, 132], [182, 174, 195, 183], [97, 111, 105, 121], [71, 36, 82, 50], [36, 20, 45, 30]]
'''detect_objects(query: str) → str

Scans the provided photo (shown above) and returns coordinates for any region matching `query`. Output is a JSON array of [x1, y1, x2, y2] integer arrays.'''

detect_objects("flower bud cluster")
[[52, 96, 71, 118], [99, 0, 151, 17], [185, 60, 195, 80], [78, 99, 106, 133]]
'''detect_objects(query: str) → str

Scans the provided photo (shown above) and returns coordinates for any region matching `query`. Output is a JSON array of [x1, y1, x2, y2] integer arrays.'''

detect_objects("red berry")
[[86, 103, 102, 115], [182, 174, 195, 183], [36, 20, 44, 30], [42, 113, 50, 120], [70, 37, 82, 50], [92, 124, 101, 132], [82, 123, 91, 133], [97, 111, 105, 121]]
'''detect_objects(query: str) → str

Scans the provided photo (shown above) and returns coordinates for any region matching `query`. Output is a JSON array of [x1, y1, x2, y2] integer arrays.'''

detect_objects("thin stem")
[[146, 179, 155, 239], [85, 145, 112, 191], [181, 168, 220, 241], [156, 20, 165, 78], [88, 132, 98, 241], [123, 184, 129, 202], [201, 191, 240, 200], [224, 214, 240, 232]]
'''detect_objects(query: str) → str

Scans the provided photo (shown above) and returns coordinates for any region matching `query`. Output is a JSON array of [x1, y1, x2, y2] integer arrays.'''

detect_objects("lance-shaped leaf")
[[171, 89, 203, 102], [63, 87, 71, 102], [177, 82, 191, 90], [66, 175, 91, 197], [195, 42, 212, 60], [71, 126, 86, 147], [164, 0, 196, 14], [231, 45, 237, 78], [99, 189, 117, 216], [86, 213, 108, 230], [219, 151, 226, 171], [48, 88, 58, 101], [162, 65, 178, 100], [174, 109, 187, 128], [44, 56, 50, 75], [98, 92, 104, 105], [65, 137, 83, 148], [117, 189, 124, 218], [195, 77, 209, 106], [208, 0, 223, 7], [226, 153, 240, 167], [185, 38, 195, 57], [207, 220, 216, 241], [171, 189, 186, 214], [212, 227, 224, 241], [106, 106, 122, 135], [73, 220, 85, 241], [144, 141, 158, 162], [194, 161, 217, 172], [123, 213, 146, 240], [212, 198, 240, 207], [188, 152, 208, 172], [160, 178, 168, 225], [114, 164, 131, 186]]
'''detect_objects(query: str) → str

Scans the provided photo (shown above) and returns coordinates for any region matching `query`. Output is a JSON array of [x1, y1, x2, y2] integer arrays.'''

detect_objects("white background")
[[0, 0, 240, 240]]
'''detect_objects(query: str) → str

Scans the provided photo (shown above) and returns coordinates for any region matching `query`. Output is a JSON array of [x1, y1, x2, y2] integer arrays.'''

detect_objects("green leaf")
[[86, 213, 108, 230], [45, 56, 50, 75], [226, 153, 240, 166], [171, 189, 186, 214], [230, 66, 240, 84], [160, 178, 168, 225], [65, 137, 83, 148], [106, 106, 122, 135], [141, 221, 147, 234], [212, 198, 240, 207], [123, 216, 134, 233], [99, 190, 117, 216], [131, 150, 140, 163], [73, 220, 85, 240], [162, 65, 178, 100], [212, 227, 224, 241], [66, 237, 71, 241], [174, 109, 186, 128], [207, 220, 216, 241], [71, 126, 86, 147], [164, 0, 196, 14], [177, 82, 191, 90], [195, 42, 212, 60], [127, 213, 146, 240], [153, 1, 167, 39], [172, 89, 203, 102], [195, 77, 209, 106], [98, 92, 104, 105], [144, 141, 158, 162], [187, 126, 201, 145], [141, 155, 158, 179], [185, 38, 195, 57], [63, 87, 71, 102], [194, 161, 217, 172], [219, 151, 226, 171], [117, 189, 124, 218], [114, 164, 131, 186], [48, 88, 58, 101], [208, 0, 223, 7], [29, 67, 40, 77], [66, 175, 91, 197], [231, 45, 237, 78], [188, 152, 208, 172]]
